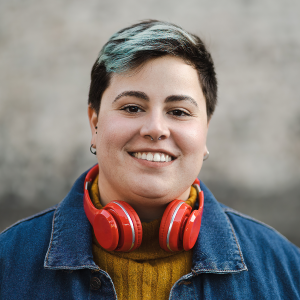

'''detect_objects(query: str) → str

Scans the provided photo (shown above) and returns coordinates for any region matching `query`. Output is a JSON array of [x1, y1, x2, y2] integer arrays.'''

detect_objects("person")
[[0, 20, 299, 300]]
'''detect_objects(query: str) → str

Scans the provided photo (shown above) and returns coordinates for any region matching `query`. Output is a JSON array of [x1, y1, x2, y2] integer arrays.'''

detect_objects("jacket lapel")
[[192, 182, 248, 274]]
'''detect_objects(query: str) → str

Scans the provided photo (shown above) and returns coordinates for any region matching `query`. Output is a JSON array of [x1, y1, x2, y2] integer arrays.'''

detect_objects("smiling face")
[[88, 56, 209, 221]]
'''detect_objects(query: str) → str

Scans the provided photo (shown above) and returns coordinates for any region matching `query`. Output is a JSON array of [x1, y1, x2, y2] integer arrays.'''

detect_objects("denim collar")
[[44, 169, 99, 271], [44, 167, 247, 274], [192, 182, 247, 274]]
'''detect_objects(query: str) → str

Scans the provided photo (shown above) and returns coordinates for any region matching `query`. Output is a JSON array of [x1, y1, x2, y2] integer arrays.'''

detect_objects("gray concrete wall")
[[1, 0, 299, 246]]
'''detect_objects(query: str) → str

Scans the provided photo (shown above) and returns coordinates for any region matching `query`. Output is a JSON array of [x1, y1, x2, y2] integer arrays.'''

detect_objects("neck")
[[97, 176, 191, 222]]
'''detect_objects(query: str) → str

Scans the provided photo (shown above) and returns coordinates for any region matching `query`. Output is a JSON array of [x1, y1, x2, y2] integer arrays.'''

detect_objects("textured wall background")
[[1, 0, 299, 246]]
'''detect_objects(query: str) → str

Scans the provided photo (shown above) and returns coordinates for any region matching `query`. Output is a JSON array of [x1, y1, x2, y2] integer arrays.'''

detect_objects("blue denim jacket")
[[1, 168, 300, 299]]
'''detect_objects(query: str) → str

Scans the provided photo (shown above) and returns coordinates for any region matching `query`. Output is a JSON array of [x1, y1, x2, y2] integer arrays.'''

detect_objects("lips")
[[130, 152, 174, 162]]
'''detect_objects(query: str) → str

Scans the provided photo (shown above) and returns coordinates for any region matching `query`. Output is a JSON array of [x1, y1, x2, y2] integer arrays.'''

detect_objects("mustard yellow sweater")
[[90, 176, 197, 300]]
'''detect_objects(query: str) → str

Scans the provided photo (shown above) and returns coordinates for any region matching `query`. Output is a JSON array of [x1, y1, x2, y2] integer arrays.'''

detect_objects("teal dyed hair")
[[88, 20, 217, 118], [98, 23, 197, 73]]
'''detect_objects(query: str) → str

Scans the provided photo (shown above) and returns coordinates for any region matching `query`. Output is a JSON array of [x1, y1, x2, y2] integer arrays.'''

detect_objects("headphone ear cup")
[[105, 201, 142, 252], [182, 210, 202, 251], [159, 200, 192, 252], [93, 209, 119, 251]]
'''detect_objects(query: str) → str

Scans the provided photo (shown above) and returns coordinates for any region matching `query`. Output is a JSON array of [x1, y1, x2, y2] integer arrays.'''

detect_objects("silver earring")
[[203, 150, 209, 161], [90, 144, 97, 155]]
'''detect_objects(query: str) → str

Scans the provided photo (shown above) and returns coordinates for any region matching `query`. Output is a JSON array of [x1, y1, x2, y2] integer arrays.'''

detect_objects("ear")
[[207, 116, 211, 128], [204, 145, 209, 155], [204, 117, 211, 156], [88, 106, 98, 147]]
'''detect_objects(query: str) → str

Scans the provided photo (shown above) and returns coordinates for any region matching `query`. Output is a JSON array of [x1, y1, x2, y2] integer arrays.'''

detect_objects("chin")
[[135, 187, 168, 200], [128, 180, 170, 200], [132, 183, 187, 205]]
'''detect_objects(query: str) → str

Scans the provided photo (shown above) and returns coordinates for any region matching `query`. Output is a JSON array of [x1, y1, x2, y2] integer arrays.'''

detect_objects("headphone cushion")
[[105, 201, 142, 252], [115, 201, 143, 251], [159, 200, 191, 252]]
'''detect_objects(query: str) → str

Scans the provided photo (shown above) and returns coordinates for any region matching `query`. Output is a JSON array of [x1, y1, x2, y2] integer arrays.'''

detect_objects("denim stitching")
[[224, 213, 248, 270], [168, 273, 194, 299], [44, 265, 100, 270], [44, 201, 61, 268], [192, 267, 247, 274]]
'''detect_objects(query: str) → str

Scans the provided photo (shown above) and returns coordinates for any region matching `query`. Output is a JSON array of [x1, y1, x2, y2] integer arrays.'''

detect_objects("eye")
[[168, 109, 191, 117], [121, 105, 143, 113]]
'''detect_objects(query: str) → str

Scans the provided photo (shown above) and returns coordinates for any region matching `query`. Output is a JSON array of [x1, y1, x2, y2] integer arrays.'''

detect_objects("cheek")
[[175, 122, 207, 157], [171, 127, 206, 186], [97, 114, 137, 151]]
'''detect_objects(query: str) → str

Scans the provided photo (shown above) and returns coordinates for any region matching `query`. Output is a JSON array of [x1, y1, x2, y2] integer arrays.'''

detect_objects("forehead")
[[102, 56, 204, 103]]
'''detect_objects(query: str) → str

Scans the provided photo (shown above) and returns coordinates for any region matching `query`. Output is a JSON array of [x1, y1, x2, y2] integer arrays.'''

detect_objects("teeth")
[[146, 153, 153, 161], [132, 152, 173, 162], [153, 153, 160, 162]]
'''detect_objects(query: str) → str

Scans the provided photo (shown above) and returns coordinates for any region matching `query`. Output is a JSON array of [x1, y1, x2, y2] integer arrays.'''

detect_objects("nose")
[[140, 110, 170, 141]]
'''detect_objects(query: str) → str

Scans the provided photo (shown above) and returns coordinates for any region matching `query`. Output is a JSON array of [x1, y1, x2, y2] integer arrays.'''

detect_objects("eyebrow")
[[113, 90, 198, 107], [165, 95, 198, 107], [113, 91, 149, 102]]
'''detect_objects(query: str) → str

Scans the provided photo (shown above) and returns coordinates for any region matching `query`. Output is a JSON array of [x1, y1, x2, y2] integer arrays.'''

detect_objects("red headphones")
[[84, 164, 204, 252]]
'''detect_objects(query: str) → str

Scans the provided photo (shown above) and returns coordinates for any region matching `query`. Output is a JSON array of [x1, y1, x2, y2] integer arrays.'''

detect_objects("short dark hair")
[[88, 20, 217, 118]]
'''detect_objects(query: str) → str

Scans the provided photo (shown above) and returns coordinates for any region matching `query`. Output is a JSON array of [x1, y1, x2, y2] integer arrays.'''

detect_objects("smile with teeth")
[[131, 152, 173, 162]]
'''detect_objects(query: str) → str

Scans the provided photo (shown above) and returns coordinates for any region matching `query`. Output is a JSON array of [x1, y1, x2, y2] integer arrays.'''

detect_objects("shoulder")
[[217, 204, 300, 296], [221, 205, 300, 286], [222, 205, 299, 253], [0, 205, 57, 266], [1, 205, 57, 237]]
